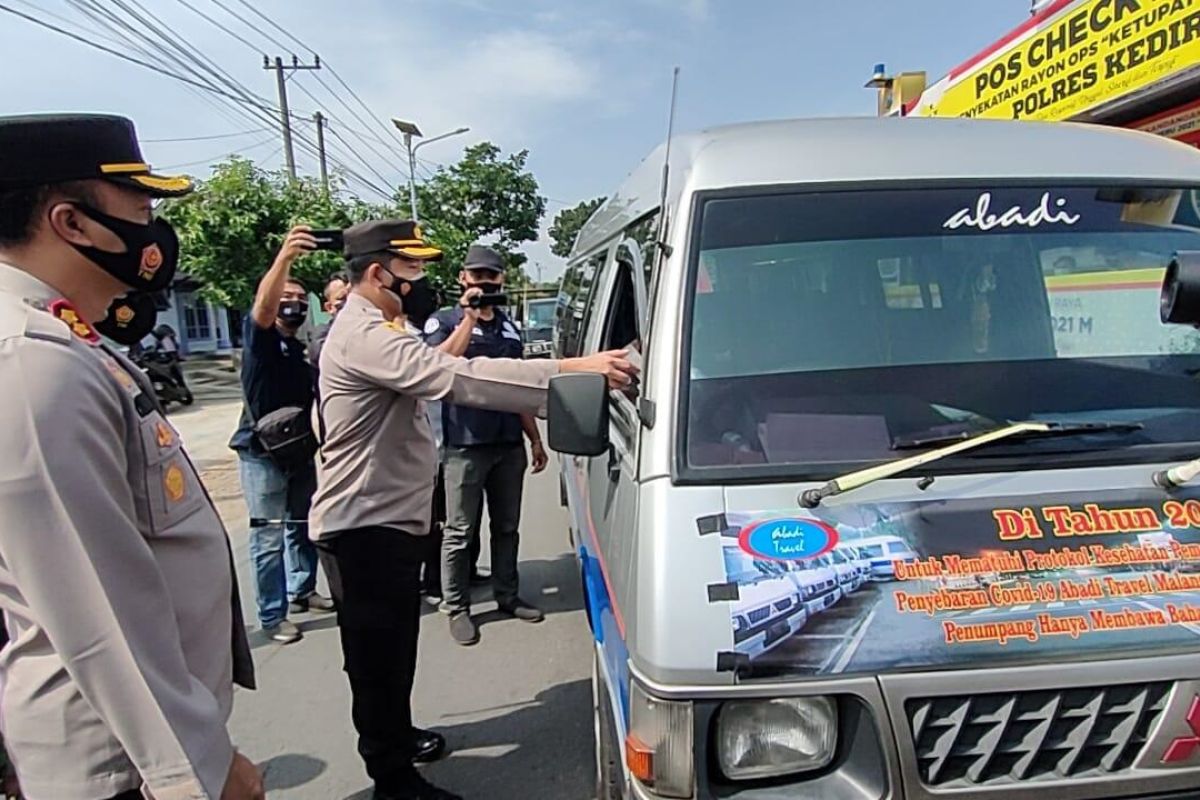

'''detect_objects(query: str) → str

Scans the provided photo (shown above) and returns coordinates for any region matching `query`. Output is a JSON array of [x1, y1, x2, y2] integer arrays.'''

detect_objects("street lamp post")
[[391, 119, 470, 221]]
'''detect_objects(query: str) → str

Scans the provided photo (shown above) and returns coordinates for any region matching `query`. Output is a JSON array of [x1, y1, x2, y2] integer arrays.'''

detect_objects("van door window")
[[556, 246, 608, 357], [600, 259, 642, 441]]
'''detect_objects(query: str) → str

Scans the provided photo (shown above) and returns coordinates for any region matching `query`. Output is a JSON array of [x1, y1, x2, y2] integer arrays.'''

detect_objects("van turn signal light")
[[625, 734, 655, 783]]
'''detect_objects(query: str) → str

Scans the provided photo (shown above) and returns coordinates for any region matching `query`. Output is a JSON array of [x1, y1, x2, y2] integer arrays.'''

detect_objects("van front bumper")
[[629, 653, 1200, 800]]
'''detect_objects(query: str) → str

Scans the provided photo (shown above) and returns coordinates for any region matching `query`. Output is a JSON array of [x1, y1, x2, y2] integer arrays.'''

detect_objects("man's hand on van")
[[561, 349, 638, 390]]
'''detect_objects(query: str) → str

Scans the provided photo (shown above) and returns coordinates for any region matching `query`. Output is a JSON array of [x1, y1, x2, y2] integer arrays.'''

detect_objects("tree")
[[412, 142, 546, 288], [549, 197, 606, 258], [162, 157, 385, 309]]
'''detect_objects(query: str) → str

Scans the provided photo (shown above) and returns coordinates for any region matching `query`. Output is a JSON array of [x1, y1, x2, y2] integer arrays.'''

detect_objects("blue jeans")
[[238, 452, 319, 628]]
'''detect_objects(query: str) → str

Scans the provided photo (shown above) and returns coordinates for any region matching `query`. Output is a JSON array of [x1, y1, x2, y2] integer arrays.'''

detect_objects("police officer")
[[0, 114, 259, 799], [425, 245, 548, 645], [311, 220, 635, 800]]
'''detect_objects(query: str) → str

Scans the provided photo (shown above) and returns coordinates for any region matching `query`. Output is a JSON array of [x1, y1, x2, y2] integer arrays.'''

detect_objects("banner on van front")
[[912, 0, 1200, 121], [716, 487, 1200, 677]]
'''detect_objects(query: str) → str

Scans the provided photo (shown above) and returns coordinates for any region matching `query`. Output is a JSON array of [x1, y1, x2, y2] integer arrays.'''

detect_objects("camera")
[[466, 292, 508, 309]]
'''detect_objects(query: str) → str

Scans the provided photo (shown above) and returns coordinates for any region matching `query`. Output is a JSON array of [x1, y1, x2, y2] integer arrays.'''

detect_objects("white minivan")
[[545, 117, 1200, 800]]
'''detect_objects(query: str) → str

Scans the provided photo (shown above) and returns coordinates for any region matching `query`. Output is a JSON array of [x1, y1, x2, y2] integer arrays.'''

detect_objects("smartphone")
[[309, 228, 344, 252]]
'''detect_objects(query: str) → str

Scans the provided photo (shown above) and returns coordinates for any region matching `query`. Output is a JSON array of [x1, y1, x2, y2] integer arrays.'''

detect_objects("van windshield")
[[684, 185, 1200, 478]]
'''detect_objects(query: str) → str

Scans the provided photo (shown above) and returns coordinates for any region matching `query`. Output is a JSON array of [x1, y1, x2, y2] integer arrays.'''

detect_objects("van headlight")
[[716, 697, 837, 780]]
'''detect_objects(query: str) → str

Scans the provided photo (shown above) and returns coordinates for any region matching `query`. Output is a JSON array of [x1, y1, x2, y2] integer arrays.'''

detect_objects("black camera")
[[1161, 251, 1200, 327], [466, 292, 508, 309]]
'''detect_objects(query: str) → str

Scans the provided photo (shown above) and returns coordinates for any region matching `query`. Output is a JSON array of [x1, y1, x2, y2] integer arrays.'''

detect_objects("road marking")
[[792, 634, 854, 640], [1135, 599, 1200, 637], [830, 605, 878, 675]]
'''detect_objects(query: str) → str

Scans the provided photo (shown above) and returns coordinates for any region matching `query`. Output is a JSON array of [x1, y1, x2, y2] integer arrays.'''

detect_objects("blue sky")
[[0, 1, 1030, 277]]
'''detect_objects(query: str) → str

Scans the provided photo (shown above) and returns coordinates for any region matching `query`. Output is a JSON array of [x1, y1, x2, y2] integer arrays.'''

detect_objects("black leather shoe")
[[498, 599, 544, 623], [412, 728, 447, 763]]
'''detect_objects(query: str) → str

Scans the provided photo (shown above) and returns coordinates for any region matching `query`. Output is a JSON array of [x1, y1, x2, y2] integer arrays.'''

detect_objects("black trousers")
[[421, 467, 447, 596], [318, 526, 430, 792]]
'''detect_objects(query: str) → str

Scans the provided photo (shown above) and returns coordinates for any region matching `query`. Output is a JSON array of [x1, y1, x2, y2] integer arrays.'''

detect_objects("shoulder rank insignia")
[[48, 299, 100, 345], [383, 320, 410, 335]]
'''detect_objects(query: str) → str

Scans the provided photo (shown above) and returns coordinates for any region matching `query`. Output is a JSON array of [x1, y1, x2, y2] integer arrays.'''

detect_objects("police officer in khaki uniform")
[[0, 114, 259, 800], [311, 220, 635, 800]]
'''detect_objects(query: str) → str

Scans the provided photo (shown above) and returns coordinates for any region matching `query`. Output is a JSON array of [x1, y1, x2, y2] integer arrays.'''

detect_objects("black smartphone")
[[309, 228, 344, 252], [467, 292, 508, 309]]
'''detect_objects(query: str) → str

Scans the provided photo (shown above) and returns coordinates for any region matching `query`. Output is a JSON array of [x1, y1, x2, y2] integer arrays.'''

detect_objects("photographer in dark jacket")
[[423, 245, 549, 646], [229, 225, 333, 644]]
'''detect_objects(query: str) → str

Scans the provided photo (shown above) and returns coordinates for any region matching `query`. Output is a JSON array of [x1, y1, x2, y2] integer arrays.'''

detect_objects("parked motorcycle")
[[131, 348, 194, 408]]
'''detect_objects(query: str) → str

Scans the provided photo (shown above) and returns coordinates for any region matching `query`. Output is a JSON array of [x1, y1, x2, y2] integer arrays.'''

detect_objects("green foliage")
[[412, 143, 546, 289], [548, 197, 606, 258], [161, 158, 388, 310], [163, 141, 546, 309]]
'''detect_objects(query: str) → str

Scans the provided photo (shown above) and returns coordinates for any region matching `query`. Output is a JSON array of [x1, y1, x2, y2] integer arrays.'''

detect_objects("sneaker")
[[438, 600, 452, 615], [264, 619, 302, 644], [289, 593, 335, 614], [448, 612, 479, 646], [497, 599, 544, 623], [422, 594, 443, 608], [411, 727, 447, 763], [373, 772, 462, 800]]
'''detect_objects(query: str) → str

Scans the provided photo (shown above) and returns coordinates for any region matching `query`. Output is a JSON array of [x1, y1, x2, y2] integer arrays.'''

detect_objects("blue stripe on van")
[[580, 543, 631, 724]]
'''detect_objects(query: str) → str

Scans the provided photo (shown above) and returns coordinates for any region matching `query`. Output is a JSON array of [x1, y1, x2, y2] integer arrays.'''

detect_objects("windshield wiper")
[[892, 420, 1143, 450], [800, 420, 1143, 509]]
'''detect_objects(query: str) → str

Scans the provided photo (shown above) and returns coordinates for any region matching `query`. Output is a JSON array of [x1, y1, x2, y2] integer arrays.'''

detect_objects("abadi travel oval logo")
[[737, 518, 839, 562]]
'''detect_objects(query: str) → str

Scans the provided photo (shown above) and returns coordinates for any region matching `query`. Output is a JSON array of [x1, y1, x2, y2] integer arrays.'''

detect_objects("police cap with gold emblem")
[[0, 113, 193, 197], [343, 219, 443, 261]]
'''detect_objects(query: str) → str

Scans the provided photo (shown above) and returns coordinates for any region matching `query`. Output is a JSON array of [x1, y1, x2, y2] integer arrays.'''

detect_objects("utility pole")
[[313, 111, 328, 194], [263, 54, 321, 179]]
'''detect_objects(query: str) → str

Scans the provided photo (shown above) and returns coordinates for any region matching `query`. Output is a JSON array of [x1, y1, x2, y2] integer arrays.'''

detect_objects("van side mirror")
[[547, 373, 610, 456], [1161, 251, 1200, 326]]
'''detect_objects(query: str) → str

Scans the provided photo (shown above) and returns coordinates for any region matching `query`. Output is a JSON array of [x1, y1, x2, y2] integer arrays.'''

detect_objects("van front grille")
[[907, 682, 1171, 787]]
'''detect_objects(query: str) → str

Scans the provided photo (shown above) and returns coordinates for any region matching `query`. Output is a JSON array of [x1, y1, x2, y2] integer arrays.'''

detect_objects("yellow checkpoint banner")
[[913, 0, 1200, 120]]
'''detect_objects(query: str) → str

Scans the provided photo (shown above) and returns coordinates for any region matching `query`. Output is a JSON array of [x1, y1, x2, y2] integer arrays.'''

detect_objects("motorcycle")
[[131, 348, 194, 409]]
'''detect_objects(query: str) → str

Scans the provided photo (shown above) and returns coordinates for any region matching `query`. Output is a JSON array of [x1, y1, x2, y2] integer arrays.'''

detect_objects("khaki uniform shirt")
[[0, 263, 253, 800], [311, 293, 559, 539]]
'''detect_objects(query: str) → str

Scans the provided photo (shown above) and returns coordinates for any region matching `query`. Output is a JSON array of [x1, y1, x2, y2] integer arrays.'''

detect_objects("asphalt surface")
[[170, 396, 595, 800]]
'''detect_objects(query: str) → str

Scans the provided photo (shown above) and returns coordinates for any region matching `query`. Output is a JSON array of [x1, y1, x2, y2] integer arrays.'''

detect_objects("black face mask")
[[278, 300, 309, 327], [95, 292, 158, 346], [64, 204, 180, 292], [383, 270, 439, 327]]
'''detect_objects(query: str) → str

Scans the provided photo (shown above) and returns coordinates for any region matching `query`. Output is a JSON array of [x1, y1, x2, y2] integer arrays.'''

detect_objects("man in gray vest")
[[0, 114, 259, 799], [311, 220, 635, 800]]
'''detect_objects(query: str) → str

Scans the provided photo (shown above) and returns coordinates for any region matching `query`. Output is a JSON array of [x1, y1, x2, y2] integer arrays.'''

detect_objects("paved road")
[[169, 398, 596, 800]]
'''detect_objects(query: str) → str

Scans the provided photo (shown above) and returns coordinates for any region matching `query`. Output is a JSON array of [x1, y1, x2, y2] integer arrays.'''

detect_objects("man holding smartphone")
[[423, 245, 549, 646]]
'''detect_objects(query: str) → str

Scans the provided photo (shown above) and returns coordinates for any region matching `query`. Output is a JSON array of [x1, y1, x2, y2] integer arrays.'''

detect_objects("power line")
[[158, 134, 278, 170], [228, 0, 412, 153], [10, 2, 395, 203], [206, 0, 294, 54], [234, 0, 308, 53], [172, 0, 263, 53], [0, 3, 273, 109], [144, 127, 269, 142]]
